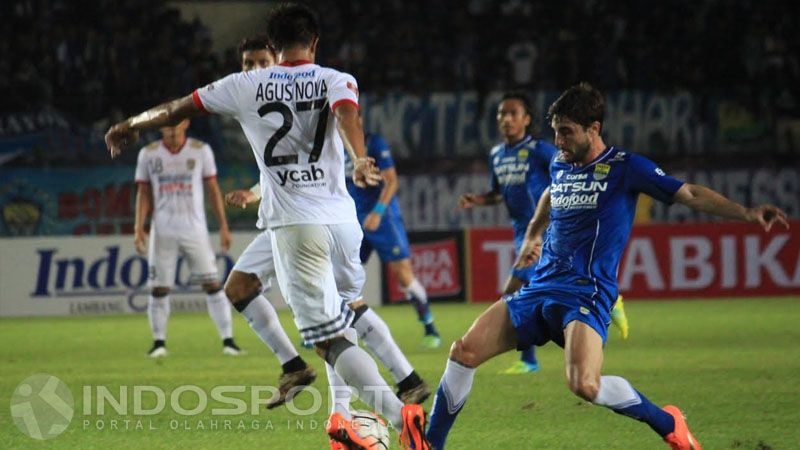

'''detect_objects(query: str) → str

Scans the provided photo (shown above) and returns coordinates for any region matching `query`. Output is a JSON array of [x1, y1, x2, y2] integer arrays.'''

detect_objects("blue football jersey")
[[345, 133, 401, 217], [488, 135, 557, 236], [525, 146, 684, 313]]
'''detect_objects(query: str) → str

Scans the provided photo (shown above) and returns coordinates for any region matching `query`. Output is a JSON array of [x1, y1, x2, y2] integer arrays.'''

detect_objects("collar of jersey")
[[278, 59, 313, 67], [568, 145, 616, 172], [502, 135, 533, 153], [162, 139, 187, 154]]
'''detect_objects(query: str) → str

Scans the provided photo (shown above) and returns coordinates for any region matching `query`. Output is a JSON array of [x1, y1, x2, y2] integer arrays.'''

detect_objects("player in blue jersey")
[[459, 92, 629, 375], [458, 92, 552, 373], [345, 132, 442, 348], [428, 83, 789, 450]]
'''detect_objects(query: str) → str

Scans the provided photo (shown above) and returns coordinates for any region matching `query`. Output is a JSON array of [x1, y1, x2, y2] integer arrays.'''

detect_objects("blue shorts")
[[503, 290, 609, 349], [511, 225, 536, 282], [360, 213, 411, 263]]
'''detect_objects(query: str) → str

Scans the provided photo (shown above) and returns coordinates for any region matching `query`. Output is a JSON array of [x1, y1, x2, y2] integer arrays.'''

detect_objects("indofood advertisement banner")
[[0, 233, 383, 317]]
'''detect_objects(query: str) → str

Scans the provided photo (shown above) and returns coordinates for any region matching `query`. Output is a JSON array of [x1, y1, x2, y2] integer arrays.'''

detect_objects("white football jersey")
[[134, 138, 216, 234], [193, 61, 359, 229]]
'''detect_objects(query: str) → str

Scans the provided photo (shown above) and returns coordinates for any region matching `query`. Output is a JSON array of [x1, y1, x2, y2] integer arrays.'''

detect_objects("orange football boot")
[[663, 405, 702, 450], [398, 404, 430, 450]]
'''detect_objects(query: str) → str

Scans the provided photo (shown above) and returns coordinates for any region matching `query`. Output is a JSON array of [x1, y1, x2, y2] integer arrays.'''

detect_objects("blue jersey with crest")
[[345, 133, 400, 217], [522, 146, 684, 317], [489, 135, 557, 239]]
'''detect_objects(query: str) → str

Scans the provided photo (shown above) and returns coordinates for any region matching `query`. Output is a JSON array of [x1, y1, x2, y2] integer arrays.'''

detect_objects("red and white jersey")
[[193, 61, 359, 229], [134, 138, 216, 234]]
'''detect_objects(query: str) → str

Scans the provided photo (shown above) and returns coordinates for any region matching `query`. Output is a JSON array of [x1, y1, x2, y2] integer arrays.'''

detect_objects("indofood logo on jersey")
[[550, 172, 608, 210]]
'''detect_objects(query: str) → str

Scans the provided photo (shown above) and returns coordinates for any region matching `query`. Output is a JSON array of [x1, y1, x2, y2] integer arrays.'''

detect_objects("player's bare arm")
[[334, 103, 381, 187], [458, 191, 503, 209], [516, 188, 551, 268], [225, 184, 261, 209], [205, 177, 232, 251], [363, 166, 399, 231], [134, 182, 153, 255], [673, 183, 789, 232], [105, 95, 203, 158]]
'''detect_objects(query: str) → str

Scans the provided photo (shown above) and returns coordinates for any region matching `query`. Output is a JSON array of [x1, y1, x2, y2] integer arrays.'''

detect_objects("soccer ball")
[[351, 410, 390, 449]]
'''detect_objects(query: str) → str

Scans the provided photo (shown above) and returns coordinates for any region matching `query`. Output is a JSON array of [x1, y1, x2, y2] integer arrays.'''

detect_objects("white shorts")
[[272, 223, 365, 343], [234, 229, 364, 302], [148, 229, 218, 288], [232, 230, 275, 292]]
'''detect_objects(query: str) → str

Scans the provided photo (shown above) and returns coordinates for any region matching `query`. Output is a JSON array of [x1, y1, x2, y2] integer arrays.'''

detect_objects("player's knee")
[[224, 273, 261, 303], [151, 287, 170, 297], [449, 338, 478, 368], [203, 282, 222, 294], [347, 299, 365, 310], [567, 374, 600, 402]]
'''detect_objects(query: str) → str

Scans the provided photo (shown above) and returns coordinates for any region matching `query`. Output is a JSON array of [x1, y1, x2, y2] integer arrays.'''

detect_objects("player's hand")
[[134, 229, 148, 255], [515, 236, 543, 268], [220, 226, 232, 252], [362, 212, 382, 231], [352, 157, 381, 188], [745, 205, 790, 232], [458, 193, 480, 209], [225, 190, 257, 209], [104, 121, 139, 159]]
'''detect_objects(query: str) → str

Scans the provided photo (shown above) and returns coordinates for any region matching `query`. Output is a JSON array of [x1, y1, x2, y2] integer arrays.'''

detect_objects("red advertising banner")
[[384, 232, 465, 303], [619, 221, 800, 298], [468, 221, 800, 302], [467, 228, 516, 302]]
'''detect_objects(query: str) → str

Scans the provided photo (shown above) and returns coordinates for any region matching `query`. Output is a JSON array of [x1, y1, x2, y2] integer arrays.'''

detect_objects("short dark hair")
[[237, 35, 270, 57], [500, 91, 533, 117], [265, 3, 319, 52], [547, 82, 605, 129]]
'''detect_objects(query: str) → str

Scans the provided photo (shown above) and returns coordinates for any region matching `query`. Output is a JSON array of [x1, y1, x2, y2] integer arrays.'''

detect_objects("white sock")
[[333, 345, 404, 429], [592, 375, 641, 409], [206, 290, 233, 340], [353, 308, 414, 382], [404, 278, 428, 303], [326, 362, 352, 419], [440, 359, 475, 413], [241, 295, 299, 364], [148, 295, 170, 341]]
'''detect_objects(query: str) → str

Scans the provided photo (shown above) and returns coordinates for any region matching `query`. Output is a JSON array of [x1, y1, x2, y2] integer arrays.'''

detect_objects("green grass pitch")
[[2, 297, 799, 449]]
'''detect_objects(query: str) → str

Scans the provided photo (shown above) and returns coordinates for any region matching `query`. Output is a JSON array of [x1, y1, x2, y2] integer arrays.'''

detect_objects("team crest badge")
[[187, 159, 196, 170], [593, 163, 610, 180], [517, 149, 529, 160]]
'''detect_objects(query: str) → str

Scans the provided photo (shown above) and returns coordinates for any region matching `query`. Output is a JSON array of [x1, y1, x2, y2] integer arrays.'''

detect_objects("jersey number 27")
[[258, 100, 329, 166]]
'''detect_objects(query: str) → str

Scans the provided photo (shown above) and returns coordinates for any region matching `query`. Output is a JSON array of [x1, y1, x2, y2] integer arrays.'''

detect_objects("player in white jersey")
[[133, 119, 242, 357], [220, 36, 318, 410], [105, 5, 429, 449], [224, 36, 431, 408]]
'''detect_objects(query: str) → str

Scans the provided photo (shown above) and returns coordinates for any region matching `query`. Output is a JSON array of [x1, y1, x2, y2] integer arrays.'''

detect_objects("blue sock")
[[593, 375, 676, 437], [408, 295, 439, 336], [520, 346, 537, 365], [613, 390, 675, 437], [426, 384, 462, 450], [426, 360, 475, 450]]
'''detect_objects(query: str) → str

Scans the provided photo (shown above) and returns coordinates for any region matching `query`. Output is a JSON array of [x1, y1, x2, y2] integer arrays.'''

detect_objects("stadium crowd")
[[3, 0, 798, 122]]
